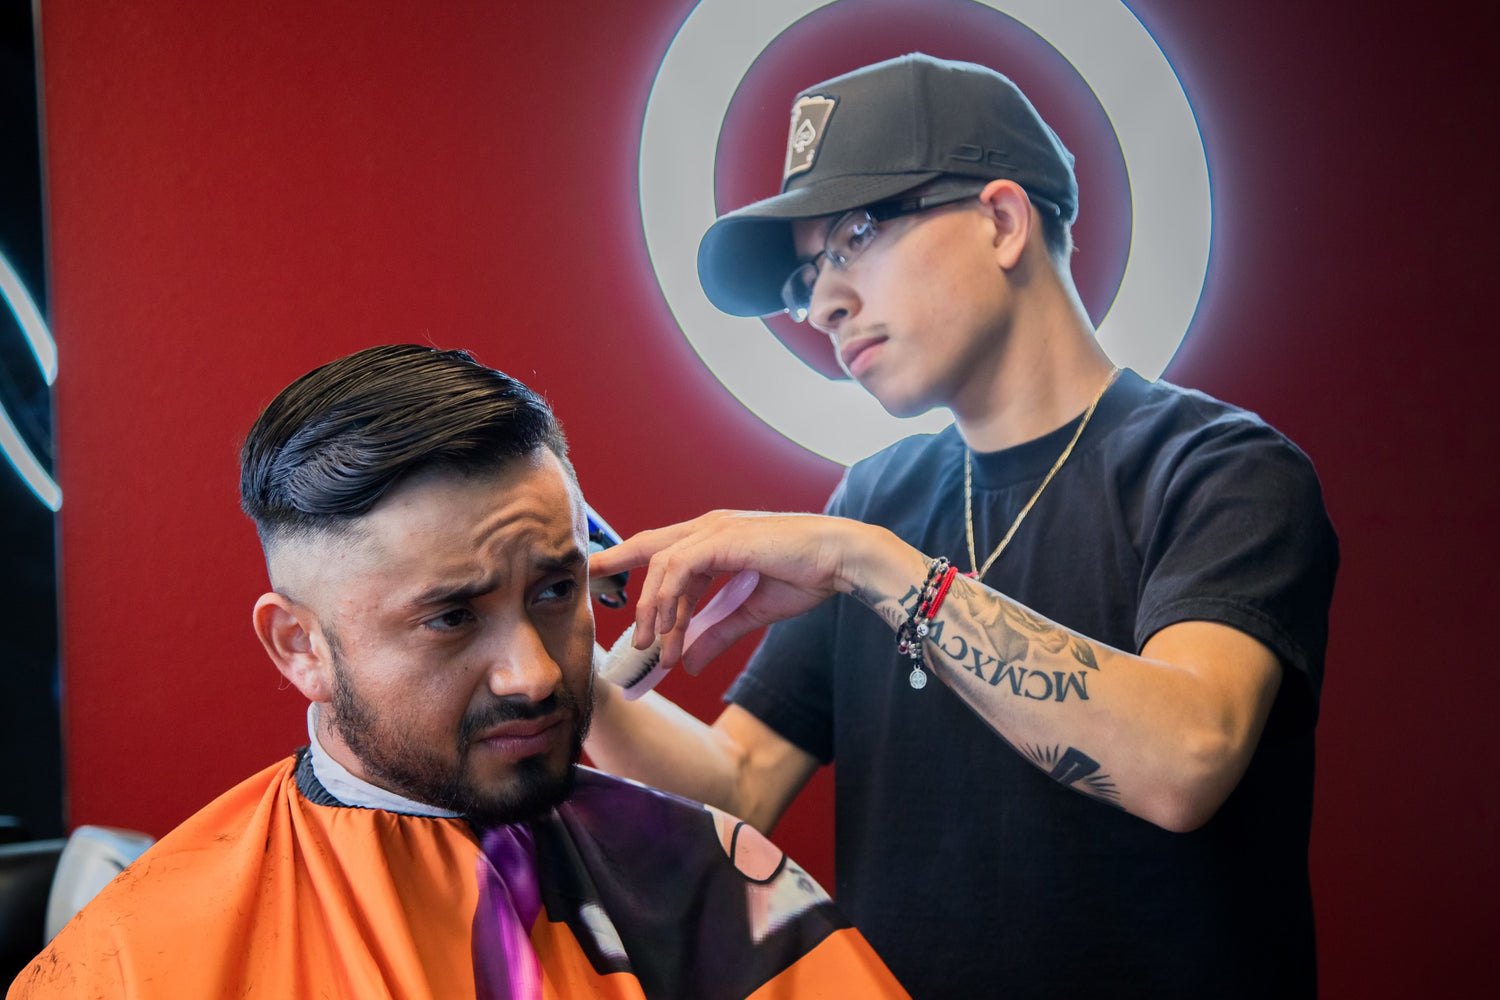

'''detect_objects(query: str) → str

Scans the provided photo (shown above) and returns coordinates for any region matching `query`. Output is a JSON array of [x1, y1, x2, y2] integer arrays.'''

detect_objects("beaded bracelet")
[[896, 556, 959, 689]]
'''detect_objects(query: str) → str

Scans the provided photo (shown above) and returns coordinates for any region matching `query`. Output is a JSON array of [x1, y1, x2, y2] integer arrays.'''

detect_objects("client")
[[9, 344, 906, 1000]]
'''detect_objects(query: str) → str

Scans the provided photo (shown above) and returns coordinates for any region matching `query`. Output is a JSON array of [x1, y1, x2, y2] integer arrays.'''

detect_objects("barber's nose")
[[486, 620, 563, 703]]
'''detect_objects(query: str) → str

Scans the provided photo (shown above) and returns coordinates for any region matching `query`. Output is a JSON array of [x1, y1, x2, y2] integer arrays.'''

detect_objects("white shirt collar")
[[306, 703, 462, 818]]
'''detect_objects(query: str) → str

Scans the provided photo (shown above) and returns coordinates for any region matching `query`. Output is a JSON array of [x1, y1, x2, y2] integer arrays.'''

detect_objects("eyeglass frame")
[[779, 182, 992, 323]]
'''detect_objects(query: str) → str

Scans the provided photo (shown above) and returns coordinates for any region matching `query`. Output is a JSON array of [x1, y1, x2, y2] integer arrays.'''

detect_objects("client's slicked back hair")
[[240, 344, 571, 548]]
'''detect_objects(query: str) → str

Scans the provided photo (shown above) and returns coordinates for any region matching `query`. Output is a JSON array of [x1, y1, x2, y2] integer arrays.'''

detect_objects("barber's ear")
[[253, 593, 334, 702], [978, 179, 1033, 271]]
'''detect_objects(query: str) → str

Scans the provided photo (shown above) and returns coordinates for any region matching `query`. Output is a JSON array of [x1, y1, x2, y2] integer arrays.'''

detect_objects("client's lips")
[[474, 717, 563, 758]]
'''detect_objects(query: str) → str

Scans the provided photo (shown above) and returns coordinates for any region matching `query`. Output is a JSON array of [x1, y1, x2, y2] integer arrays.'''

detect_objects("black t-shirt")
[[727, 371, 1338, 999]]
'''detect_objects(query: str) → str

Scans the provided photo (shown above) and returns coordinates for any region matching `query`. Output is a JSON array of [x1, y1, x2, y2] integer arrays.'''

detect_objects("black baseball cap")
[[697, 52, 1078, 318]]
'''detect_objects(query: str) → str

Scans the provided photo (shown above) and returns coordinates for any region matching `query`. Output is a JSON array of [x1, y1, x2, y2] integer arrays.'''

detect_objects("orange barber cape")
[[9, 753, 906, 999]]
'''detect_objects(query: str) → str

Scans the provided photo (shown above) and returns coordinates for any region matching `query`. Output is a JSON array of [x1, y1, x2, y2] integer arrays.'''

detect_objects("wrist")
[[838, 523, 929, 601], [895, 556, 958, 691]]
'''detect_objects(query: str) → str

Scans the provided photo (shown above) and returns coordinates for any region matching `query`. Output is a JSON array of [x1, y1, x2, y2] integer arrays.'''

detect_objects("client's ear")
[[252, 593, 334, 702]]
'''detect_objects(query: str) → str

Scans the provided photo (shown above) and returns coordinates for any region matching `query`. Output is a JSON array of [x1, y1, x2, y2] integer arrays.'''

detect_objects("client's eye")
[[536, 579, 578, 604], [426, 608, 476, 631]]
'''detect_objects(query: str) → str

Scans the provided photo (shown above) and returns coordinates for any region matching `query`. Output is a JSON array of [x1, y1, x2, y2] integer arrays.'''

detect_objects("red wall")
[[37, 0, 1498, 995]]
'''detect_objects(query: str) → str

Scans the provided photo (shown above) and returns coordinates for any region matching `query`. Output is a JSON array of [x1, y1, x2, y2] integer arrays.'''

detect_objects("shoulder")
[[848, 425, 960, 481], [1106, 376, 1327, 498], [72, 757, 296, 902], [12, 758, 300, 993], [540, 774, 901, 1000], [554, 768, 836, 915], [835, 426, 962, 519], [1126, 377, 1305, 453], [557, 768, 787, 875], [562, 766, 719, 827]]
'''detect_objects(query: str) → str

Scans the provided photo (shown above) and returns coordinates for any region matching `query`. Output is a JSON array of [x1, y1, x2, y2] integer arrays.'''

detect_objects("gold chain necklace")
[[964, 366, 1121, 580]]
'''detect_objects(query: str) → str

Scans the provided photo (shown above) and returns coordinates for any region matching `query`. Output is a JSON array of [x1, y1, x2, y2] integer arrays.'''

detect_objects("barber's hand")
[[589, 511, 912, 674]]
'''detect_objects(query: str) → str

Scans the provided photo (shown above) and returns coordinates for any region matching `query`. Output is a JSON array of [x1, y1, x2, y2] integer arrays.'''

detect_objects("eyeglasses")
[[780, 184, 987, 323]]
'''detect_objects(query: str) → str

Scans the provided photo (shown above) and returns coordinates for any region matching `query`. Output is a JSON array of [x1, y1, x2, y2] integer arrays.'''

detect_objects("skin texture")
[[252, 450, 596, 826], [582, 180, 1282, 835]]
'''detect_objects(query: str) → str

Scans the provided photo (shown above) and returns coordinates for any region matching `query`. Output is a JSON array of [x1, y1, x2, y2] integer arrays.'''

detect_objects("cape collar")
[[305, 703, 463, 818]]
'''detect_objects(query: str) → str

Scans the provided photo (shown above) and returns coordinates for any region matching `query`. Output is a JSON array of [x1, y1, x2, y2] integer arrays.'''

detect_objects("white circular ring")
[[640, 0, 1211, 465]]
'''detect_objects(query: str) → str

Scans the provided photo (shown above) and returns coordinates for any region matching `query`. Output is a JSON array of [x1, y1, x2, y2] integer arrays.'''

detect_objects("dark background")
[[0, 0, 60, 842], [3, 0, 1495, 995]]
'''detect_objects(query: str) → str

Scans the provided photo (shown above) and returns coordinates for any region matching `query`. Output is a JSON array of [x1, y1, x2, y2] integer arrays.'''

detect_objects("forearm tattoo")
[[856, 572, 1121, 805], [855, 582, 910, 632], [1022, 745, 1121, 802], [894, 575, 1101, 698]]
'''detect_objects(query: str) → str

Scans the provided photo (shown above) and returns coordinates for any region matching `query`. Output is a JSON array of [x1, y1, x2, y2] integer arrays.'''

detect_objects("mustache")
[[457, 690, 577, 744]]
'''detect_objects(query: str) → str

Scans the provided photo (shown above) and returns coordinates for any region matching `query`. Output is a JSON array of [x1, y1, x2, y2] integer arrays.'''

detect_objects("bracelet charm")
[[897, 556, 958, 690]]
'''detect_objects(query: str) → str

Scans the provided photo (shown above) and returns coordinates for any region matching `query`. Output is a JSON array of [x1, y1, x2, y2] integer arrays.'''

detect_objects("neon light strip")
[[0, 251, 56, 384], [0, 249, 61, 509], [0, 401, 60, 511]]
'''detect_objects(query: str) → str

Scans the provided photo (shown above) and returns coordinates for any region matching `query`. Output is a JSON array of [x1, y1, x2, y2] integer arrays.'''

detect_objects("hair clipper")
[[585, 505, 629, 609]]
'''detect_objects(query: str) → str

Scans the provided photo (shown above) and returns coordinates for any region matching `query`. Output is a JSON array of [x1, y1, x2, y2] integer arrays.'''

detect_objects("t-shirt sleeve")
[[1133, 410, 1339, 702], [726, 595, 838, 763], [722, 475, 852, 763]]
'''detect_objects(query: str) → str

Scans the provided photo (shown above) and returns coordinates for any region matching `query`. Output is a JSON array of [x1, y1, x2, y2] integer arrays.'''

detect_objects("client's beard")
[[329, 653, 592, 827]]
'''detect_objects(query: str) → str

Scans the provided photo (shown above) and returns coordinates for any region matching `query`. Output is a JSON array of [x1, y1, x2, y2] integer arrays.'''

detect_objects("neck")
[[952, 304, 1116, 452]]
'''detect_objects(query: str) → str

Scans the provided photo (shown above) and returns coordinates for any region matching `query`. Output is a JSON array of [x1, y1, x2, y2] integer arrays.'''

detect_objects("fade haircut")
[[240, 344, 572, 550], [1035, 205, 1074, 266]]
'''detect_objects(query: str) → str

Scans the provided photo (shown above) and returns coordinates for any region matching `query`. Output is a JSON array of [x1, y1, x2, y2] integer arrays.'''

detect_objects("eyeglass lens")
[[781, 209, 880, 321]]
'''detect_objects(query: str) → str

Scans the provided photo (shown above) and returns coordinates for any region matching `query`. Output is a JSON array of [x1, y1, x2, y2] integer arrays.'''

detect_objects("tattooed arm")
[[592, 510, 1282, 833], [868, 571, 1281, 830]]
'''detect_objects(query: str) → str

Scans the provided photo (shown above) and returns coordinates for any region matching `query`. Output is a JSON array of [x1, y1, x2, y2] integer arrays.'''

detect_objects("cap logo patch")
[[783, 95, 836, 183]]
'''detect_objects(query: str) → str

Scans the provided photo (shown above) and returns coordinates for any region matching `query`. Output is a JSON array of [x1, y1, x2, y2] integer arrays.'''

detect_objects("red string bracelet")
[[897, 557, 957, 690], [923, 563, 958, 620]]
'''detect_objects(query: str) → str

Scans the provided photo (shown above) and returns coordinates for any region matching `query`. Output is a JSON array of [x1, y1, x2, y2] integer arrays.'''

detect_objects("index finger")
[[587, 520, 697, 579]]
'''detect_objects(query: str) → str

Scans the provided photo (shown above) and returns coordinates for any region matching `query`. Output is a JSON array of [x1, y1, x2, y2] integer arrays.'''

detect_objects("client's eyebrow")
[[536, 550, 586, 577], [403, 550, 585, 610], [405, 577, 499, 610]]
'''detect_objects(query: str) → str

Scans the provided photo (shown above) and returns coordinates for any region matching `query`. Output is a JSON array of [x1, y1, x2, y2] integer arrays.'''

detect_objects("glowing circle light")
[[640, 0, 1211, 466]]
